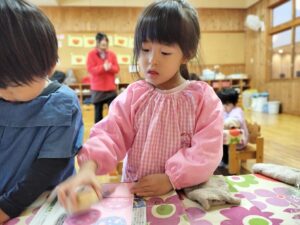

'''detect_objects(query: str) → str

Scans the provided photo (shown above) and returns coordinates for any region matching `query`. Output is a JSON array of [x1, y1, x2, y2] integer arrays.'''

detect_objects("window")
[[296, 0, 300, 17], [294, 26, 300, 77], [272, 0, 292, 27], [269, 0, 300, 79], [271, 30, 292, 79]]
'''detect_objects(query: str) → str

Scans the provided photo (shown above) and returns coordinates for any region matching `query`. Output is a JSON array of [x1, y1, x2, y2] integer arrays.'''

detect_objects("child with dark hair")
[[0, 0, 83, 222], [217, 88, 249, 166], [57, 0, 223, 212], [189, 73, 201, 81]]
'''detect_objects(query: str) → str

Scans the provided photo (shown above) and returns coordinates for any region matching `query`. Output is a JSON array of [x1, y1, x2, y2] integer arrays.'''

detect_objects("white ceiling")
[[27, 0, 260, 8]]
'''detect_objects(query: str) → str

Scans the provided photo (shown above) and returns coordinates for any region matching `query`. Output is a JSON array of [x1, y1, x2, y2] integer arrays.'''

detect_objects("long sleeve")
[[165, 85, 224, 189], [107, 52, 120, 74], [87, 51, 105, 75], [77, 85, 136, 174], [0, 158, 71, 218]]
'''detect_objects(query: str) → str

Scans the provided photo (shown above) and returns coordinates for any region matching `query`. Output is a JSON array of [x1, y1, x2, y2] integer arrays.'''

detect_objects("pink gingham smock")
[[78, 80, 223, 189]]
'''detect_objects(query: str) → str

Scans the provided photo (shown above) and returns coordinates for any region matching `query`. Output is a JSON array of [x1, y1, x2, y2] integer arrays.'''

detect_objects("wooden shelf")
[[68, 83, 130, 104], [68, 83, 91, 105], [203, 78, 250, 107], [203, 78, 250, 93]]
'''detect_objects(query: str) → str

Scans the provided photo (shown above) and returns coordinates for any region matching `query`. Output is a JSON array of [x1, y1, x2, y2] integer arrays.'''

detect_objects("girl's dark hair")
[[189, 73, 200, 81], [133, 0, 200, 80], [217, 88, 239, 105], [96, 32, 109, 43], [0, 0, 58, 88]]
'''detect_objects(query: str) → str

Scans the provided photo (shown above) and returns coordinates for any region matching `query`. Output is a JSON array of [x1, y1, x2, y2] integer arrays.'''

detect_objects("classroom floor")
[[80, 104, 300, 176], [244, 110, 300, 170]]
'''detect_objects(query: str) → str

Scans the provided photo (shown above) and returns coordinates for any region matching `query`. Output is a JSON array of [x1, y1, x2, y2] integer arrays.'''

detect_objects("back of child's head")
[[133, 0, 200, 79], [189, 73, 200, 81], [96, 32, 109, 43], [0, 0, 58, 88], [217, 88, 239, 105]]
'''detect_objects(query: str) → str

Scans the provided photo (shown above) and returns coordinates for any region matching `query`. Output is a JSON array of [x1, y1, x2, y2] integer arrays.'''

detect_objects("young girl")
[[0, 0, 83, 222], [217, 88, 249, 166], [57, 0, 223, 211]]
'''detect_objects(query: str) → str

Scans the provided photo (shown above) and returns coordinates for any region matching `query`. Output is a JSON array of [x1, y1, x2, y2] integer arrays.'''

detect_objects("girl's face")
[[138, 41, 186, 90], [0, 78, 48, 102], [224, 103, 235, 113], [97, 39, 108, 52]]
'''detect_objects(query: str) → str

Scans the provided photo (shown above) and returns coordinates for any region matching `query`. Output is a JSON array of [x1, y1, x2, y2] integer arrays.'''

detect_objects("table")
[[180, 174, 300, 225], [4, 174, 300, 225]]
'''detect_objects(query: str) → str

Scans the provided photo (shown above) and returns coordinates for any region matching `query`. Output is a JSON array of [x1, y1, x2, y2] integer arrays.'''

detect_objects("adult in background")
[[87, 32, 120, 123]]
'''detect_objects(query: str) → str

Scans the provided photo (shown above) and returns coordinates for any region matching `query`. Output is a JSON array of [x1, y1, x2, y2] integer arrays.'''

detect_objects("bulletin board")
[[56, 32, 135, 83]]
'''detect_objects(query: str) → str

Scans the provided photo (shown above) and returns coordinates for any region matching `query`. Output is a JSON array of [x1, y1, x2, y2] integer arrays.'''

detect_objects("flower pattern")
[[237, 187, 300, 223], [220, 206, 283, 225], [254, 187, 300, 207], [237, 191, 268, 210], [185, 207, 212, 225], [226, 174, 259, 188], [147, 195, 185, 225], [64, 209, 101, 225]]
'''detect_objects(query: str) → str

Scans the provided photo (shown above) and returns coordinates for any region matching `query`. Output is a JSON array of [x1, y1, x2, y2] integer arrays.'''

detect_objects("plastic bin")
[[268, 101, 280, 114], [242, 89, 257, 110], [251, 92, 269, 112]]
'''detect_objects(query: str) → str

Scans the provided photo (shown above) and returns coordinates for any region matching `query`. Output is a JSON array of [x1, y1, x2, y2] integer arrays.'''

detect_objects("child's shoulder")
[[46, 84, 81, 110], [232, 106, 244, 113], [42, 83, 78, 105], [56, 84, 79, 100], [187, 80, 212, 91], [125, 80, 153, 93]]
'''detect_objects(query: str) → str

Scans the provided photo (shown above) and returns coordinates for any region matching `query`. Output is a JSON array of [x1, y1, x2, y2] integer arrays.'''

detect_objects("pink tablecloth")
[[5, 174, 300, 225]]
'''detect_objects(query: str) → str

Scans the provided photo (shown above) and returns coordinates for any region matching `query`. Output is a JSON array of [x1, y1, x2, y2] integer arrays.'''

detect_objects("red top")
[[86, 48, 120, 91]]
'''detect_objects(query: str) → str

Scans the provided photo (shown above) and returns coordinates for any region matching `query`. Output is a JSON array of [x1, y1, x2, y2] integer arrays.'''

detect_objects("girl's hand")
[[131, 174, 173, 197], [103, 61, 112, 71], [56, 160, 101, 212]]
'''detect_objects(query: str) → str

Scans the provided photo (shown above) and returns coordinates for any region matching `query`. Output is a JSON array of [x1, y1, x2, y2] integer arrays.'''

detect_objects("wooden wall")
[[41, 7, 140, 33], [42, 7, 140, 83], [245, 1, 300, 115], [41, 6, 247, 81]]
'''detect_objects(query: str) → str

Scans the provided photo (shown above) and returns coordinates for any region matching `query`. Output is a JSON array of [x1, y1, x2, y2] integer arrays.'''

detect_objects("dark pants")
[[94, 96, 115, 123], [222, 145, 229, 164]]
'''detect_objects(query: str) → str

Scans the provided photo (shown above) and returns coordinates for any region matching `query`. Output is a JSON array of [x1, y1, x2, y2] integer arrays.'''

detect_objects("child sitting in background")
[[0, 0, 83, 222], [217, 88, 249, 166], [57, 0, 223, 212]]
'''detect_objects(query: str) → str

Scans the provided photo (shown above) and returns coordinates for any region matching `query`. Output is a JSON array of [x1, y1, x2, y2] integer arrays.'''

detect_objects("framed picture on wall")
[[68, 35, 83, 47], [71, 54, 86, 65], [84, 36, 96, 48]]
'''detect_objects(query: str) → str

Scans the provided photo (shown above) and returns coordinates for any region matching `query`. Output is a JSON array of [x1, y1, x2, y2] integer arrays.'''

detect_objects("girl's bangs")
[[138, 10, 181, 45]]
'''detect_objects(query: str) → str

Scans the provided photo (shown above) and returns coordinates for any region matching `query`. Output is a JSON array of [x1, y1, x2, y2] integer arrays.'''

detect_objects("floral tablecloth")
[[146, 174, 300, 225], [5, 174, 300, 225]]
